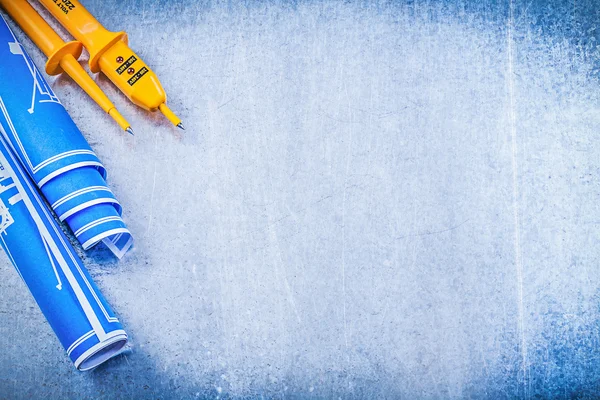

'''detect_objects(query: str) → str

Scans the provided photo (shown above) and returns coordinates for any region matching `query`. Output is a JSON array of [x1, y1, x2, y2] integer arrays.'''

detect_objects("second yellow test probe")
[[38, 0, 184, 130], [0, 0, 133, 135]]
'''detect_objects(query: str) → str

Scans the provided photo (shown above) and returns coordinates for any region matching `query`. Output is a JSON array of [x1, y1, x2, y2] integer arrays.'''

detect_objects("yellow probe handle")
[[0, 0, 81, 74], [0, 0, 132, 132], [37, 0, 182, 128], [38, 0, 126, 74]]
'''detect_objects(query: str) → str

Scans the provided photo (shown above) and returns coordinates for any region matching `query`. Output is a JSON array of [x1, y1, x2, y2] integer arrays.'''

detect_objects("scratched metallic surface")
[[1, 0, 600, 398]]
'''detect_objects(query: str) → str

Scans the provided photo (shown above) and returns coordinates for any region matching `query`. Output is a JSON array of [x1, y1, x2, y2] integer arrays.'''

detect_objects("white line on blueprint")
[[7, 40, 61, 113]]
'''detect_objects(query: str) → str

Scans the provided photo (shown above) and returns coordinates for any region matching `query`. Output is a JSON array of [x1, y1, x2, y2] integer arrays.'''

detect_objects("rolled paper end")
[[74, 332, 128, 371], [103, 233, 134, 260], [41, 167, 133, 258], [65, 202, 133, 258]]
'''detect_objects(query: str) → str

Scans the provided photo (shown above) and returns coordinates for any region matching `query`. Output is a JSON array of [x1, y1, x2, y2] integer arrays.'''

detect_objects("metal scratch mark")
[[507, 0, 529, 396], [392, 219, 471, 242], [340, 64, 352, 365], [145, 132, 159, 237]]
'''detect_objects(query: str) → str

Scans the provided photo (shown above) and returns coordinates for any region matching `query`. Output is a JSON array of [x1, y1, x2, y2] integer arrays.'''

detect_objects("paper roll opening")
[[76, 334, 128, 371]]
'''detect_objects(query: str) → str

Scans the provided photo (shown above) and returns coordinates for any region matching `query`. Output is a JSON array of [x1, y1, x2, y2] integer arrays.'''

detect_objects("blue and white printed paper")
[[0, 15, 132, 258], [0, 132, 127, 370]]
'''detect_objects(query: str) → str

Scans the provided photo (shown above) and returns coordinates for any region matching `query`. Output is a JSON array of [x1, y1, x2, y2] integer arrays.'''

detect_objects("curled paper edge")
[[74, 331, 128, 371], [103, 234, 134, 260]]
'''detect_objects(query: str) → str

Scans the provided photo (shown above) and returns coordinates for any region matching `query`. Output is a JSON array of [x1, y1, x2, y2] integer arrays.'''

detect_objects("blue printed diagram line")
[[0, 168, 63, 289], [0, 198, 14, 232], [0, 97, 34, 172], [41, 231, 63, 290], [8, 41, 60, 114]]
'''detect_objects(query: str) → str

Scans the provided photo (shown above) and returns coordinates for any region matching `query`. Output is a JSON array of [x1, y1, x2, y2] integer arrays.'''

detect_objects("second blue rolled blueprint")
[[0, 132, 128, 370]]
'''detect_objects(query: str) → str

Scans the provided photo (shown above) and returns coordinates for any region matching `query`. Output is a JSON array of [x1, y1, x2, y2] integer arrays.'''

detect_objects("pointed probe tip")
[[177, 123, 185, 131], [126, 127, 134, 136]]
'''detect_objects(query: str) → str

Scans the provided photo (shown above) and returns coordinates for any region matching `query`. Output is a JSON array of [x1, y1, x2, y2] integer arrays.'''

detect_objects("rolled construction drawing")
[[0, 132, 127, 370], [0, 15, 132, 258]]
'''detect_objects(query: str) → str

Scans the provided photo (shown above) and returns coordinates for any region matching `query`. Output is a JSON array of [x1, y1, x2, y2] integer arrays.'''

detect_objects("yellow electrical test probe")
[[38, 0, 184, 130], [0, 0, 133, 134]]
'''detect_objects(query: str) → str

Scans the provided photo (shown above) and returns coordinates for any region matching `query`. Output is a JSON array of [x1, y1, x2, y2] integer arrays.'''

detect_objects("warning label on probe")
[[117, 56, 137, 75], [128, 67, 148, 86], [52, 0, 76, 14]]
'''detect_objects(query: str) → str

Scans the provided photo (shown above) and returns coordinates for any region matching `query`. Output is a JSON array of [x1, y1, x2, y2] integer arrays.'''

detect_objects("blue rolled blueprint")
[[0, 132, 127, 370], [0, 15, 132, 258]]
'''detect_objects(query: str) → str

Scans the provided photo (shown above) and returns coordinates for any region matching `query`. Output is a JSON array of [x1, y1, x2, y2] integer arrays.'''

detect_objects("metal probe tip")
[[177, 123, 185, 131], [126, 127, 134, 136]]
